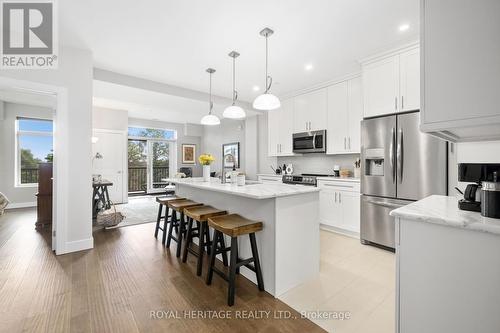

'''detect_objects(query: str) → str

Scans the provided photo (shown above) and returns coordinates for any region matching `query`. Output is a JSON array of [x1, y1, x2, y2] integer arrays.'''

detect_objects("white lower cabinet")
[[318, 180, 360, 234]]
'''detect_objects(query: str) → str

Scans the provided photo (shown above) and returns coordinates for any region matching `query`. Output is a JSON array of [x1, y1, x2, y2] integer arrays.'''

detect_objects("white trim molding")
[[6, 201, 37, 209], [62, 237, 94, 254]]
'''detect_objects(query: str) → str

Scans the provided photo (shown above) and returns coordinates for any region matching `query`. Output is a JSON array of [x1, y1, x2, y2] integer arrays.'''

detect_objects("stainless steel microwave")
[[292, 130, 327, 153]]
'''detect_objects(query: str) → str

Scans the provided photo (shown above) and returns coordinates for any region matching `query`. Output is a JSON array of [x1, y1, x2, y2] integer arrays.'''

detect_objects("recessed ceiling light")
[[305, 64, 314, 71], [399, 24, 410, 32], [252, 85, 260, 92]]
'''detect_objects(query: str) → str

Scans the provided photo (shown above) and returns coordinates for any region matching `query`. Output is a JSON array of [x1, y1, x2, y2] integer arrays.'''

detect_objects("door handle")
[[395, 97, 398, 110], [389, 127, 396, 183], [397, 128, 403, 183], [348, 137, 351, 150], [339, 192, 341, 203], [344, 137, 346, 150], [401, 96, 404, 110], [364, 198, 406, 209], [334, 192, 337, 203], [313, 133, 316, 149]]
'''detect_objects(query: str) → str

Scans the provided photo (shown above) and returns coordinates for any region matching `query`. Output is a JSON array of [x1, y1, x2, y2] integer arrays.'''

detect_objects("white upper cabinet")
[[347, 77, 363, 152], [327, 77, 362, 154], [267, 98, 294, 157], [362, 55, 400, 118], [362, 45, 420, 118], [268, 109, 279, 156], [399, 47, 420, 112], [293, 88, 328, 132], [421, 0, 500, 142]]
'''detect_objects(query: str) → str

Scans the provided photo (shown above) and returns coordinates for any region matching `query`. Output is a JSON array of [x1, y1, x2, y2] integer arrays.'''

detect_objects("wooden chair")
[[206, 214, 264, 306], [166, 199, 203, 257], [183, 206, 228, 276], [154, 196, 185, 244]]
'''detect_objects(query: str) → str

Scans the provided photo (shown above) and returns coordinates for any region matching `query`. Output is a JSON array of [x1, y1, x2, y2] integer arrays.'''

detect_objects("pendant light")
[[223, 51, 246, 119], [253, 27, 281, 111], [200, 68, 221, 126]]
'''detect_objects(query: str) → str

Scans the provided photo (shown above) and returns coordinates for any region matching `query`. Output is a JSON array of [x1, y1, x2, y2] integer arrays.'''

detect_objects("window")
[[128, 126, 176, 140], [127, 126, 177, 194], [16, 118, 53, 186]]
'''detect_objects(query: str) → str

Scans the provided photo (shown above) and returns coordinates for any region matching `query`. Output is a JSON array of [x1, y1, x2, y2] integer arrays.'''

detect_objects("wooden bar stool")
[[154, 196, 185, 244], [166, 199, 203, 257], [183, 206, 228, 276], [206, 214, 264, 306]]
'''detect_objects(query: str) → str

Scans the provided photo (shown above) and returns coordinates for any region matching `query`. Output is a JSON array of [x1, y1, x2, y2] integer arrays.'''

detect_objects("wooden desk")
[[92, 180, 113, 219]]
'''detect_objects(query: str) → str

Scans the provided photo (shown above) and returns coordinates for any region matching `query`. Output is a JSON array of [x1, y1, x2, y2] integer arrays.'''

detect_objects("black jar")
[[481, 181, 500, 218]]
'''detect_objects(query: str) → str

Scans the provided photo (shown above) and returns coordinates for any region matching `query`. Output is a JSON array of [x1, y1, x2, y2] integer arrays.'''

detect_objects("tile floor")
[[280, 230, 395, 333]]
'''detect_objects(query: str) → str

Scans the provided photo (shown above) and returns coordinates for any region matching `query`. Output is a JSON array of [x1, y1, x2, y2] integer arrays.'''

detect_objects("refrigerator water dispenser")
[[364, 148, 385, 176]]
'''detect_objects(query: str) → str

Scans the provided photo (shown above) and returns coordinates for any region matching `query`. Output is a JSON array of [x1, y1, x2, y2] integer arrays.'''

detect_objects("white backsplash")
[[277, 153, 360, 175]]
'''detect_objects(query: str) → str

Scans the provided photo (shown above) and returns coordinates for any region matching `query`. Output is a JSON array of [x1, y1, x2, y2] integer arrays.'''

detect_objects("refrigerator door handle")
[[364, 198, 407, 209], [397, 128, 403, 183], [389, 127, 396, 183]]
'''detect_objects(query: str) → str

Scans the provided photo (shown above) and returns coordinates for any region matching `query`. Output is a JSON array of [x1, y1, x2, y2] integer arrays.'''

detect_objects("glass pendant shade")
[[253, 28, 281, 111], [224, 51, 246, 119], [200, 114, 220, 126], [223, 105, 246, 119], [201, 68, 220, 126], [253, 93, 281, 110]]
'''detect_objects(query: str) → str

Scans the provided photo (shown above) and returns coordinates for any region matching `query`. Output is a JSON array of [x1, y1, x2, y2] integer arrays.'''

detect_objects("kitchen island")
[[390, 195, 500, 333], [166, 177, 320, 297]]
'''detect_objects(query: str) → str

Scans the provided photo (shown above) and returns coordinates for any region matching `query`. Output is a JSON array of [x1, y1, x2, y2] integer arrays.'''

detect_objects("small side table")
[[92, 180, 113, 219]]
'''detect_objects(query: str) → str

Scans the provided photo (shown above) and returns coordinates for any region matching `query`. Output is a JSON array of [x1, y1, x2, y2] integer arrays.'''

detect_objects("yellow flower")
[[199, 154, 215, 166]]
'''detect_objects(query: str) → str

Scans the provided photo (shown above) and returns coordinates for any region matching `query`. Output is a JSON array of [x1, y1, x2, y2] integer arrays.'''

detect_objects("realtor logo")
[[1, 0, 58, 68]]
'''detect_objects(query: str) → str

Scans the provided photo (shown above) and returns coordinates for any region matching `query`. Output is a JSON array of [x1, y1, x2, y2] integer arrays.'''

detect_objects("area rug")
[[112, 196, 160, 228]]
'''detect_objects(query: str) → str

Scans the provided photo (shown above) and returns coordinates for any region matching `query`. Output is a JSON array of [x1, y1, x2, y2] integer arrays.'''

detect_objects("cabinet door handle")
[[309, 121, 312, 130], [334, 192, 337, 203], [348, 137, 351, 150], [401, 96, 404, 109], [339, 192, 342, 203], [344, 137, 346, 150], [395, 97, 398, 110]]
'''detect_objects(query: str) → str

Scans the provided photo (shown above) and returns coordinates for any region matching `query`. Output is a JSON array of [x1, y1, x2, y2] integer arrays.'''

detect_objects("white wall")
[[277, 154, 360, 176], [92, 106, 128, 131], [450, 140, 500, 195], [0, 103, 54, 206], [0, 46, 93, 254], [202, 119, 245, 176], [128, 118, 203, 176]]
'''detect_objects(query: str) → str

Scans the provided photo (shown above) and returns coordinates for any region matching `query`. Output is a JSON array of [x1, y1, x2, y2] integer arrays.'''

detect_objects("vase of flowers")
[[199, 154, 215, 182]]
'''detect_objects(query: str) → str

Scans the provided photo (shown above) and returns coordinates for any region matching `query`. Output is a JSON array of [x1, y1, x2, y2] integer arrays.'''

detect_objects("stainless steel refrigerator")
[[360, 111, 447, 249]]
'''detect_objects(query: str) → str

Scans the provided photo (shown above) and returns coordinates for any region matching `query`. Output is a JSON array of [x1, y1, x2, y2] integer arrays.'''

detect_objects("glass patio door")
[[147, 140, 170, 193], [128, 139, 148, 194]]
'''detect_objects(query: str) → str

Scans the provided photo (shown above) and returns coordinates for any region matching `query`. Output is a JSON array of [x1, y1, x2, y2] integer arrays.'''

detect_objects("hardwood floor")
[[0, 208, 325, 333]]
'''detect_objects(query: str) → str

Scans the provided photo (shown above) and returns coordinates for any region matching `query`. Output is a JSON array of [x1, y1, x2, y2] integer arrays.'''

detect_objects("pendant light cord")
[[232, 56, 237, 105], [265, 35, 268, 93], [264, 34, 273, 94], [209, 71, 213, 115]]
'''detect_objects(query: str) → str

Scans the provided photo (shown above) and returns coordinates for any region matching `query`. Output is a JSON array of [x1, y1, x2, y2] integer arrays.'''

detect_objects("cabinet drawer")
[[318, 180, 360, 192]]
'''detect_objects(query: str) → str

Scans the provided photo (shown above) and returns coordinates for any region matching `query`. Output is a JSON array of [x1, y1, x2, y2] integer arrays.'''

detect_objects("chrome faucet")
[[221, 153, 235, 184]]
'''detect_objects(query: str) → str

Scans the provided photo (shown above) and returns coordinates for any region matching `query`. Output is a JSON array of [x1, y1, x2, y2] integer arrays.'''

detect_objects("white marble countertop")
[[316, 176, 360, 182], [165, 177, 320, 199], [390, 195, 500, 235]]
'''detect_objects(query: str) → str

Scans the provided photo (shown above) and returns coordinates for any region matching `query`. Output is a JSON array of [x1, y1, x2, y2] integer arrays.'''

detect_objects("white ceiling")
[[61, 0, 419, 118], [93, 80, 257, 124]]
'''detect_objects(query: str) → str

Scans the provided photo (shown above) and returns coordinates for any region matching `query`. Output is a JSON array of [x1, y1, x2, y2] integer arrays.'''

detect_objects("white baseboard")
[[59, 237, 94, 254], [6, 201, 37, 209], [320, 224, 360, 239]]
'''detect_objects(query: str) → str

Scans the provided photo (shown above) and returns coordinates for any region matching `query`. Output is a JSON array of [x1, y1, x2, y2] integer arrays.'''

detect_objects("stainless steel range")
[[282, 173, 331, 186]]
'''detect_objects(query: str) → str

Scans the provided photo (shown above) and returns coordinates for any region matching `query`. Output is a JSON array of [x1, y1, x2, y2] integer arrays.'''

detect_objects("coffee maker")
[[457, 163, 500, 213]]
